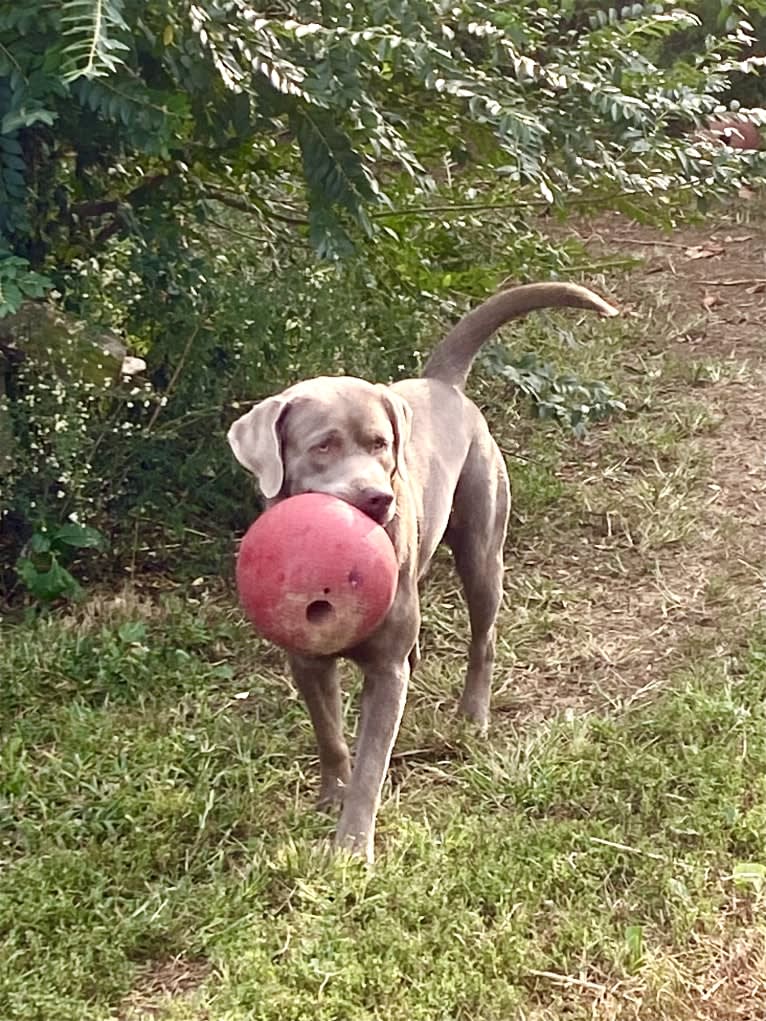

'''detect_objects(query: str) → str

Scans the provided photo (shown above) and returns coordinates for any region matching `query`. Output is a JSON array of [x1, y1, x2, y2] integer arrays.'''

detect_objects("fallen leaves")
[[685, 242, 726, 261]]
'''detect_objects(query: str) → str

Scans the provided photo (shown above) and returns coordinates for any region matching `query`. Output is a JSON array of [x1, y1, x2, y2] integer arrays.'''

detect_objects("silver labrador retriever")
[[228, 282, 618, 862]]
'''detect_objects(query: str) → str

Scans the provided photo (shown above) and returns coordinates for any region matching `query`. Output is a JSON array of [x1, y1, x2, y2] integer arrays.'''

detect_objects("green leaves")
[[483, 348, 626, 436], [294, 109, 378, 257], [16, 522, 106, 605], [3, 0, 766, 269], [189, 3, 312, 101], [732, 861, 766, 892], [53, 522, 106, 550], [60, 0, 130, 82], [71, 76, 189, 156], [0, 253, 51, 318], [16, 555, 83, 603]]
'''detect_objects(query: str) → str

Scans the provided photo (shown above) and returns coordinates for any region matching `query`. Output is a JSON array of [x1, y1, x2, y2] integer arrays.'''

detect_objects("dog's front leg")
[[289, 653, 352, 810], [334, 656, 410, 863]]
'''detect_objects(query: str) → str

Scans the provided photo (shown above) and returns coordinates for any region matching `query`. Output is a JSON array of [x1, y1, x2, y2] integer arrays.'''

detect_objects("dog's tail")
[[422, 282, 619, 390]]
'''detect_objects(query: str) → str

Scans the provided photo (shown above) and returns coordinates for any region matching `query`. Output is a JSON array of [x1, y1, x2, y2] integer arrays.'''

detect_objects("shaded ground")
[[121, 957, 211, 1020]]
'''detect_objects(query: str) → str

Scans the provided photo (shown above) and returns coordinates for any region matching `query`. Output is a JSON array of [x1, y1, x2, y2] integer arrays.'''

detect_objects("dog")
[[228, 282, 618, 862]]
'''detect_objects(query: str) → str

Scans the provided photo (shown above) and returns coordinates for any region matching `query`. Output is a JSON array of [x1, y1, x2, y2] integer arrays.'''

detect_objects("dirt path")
[[481, 210, 766, 722]]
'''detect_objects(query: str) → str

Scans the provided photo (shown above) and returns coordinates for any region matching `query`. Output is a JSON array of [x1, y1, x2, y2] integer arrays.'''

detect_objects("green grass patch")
[[2, 599, 766, 1020]]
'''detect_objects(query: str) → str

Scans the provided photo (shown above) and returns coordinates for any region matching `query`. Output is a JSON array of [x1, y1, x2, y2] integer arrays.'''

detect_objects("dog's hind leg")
[[446, 441, 510, 731]]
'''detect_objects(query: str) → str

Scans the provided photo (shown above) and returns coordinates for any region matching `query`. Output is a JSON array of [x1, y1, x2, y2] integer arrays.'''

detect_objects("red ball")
[[236, 493, 399, 656]]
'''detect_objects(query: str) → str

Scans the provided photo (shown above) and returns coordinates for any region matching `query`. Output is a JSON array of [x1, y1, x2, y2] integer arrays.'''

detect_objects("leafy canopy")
[[2, 0, 766, 304]]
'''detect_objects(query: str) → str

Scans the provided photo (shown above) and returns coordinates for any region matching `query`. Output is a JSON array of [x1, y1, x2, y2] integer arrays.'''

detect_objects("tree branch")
[[146, 320, 203, 432], [71, 173, 172, 220], [204, 190, 308, 226], [205, 216, 273, 246]]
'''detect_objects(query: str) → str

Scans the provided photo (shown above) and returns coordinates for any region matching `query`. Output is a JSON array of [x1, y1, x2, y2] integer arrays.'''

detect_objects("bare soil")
[[488, 209, 766, 722]]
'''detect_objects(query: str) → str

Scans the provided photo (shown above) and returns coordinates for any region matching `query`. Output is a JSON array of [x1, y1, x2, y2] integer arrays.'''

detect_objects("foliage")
[[0, 308, 119, 550], [16, 521, 105, 602], [658, 0, 766, 106], [3, 1, 766, 601], [1, 193, 586, 603], [2, 0, 766, 278], [0, 254, 50, 317], [60, 0, 131, 82], [484, 346, 626, 435]]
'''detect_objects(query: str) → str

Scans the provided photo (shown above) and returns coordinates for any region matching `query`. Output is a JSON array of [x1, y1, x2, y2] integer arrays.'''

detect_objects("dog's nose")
[[355, 488, 394, 523]]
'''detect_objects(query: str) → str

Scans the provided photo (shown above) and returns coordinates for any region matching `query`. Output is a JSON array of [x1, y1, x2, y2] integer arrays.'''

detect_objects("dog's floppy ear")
[[379, 387, 413, 482], [227, 396, 289, 499]]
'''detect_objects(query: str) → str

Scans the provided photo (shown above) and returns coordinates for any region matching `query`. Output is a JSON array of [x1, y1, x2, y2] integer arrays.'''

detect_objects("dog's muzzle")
[[351, 487, 394, 525]]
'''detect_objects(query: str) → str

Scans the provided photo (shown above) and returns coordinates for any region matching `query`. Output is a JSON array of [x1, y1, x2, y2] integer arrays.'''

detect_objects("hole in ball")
[[306, 600, 334, 624]]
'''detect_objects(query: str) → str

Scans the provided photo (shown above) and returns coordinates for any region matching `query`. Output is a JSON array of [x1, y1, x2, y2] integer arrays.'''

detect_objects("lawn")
[[3, 596, 765, 1020]]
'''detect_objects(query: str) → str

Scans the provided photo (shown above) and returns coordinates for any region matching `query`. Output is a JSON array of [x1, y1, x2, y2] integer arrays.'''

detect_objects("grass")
[[2, 594, 766, 1021]]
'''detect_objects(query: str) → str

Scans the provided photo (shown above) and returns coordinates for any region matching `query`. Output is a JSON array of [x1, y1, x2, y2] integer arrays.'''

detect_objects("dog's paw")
[[457, 693, 489, 735], [316, 778, 346, 813], [334, 825, 374, 865]]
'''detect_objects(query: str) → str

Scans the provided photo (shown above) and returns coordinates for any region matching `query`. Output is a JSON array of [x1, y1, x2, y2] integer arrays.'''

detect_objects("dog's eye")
[[312, 434, 340, 455], [371, 436, 388, 451]]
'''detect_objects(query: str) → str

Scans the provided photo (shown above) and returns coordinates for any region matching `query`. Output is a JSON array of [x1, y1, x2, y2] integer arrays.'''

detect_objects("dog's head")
[[227, 377, 412, 526]]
